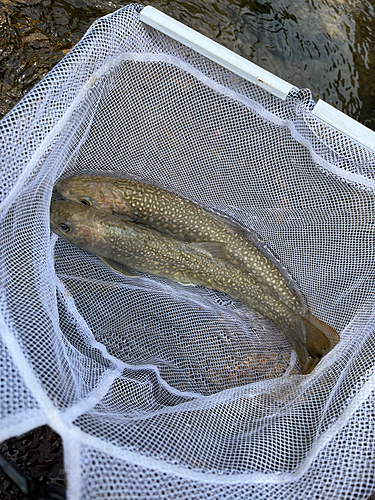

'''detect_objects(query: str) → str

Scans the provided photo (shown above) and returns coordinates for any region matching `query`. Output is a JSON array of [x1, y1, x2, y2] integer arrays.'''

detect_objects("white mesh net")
[[1, 4, 375, 498]]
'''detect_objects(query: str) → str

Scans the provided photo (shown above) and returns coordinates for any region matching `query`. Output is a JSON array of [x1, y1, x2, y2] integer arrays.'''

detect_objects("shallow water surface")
[[1, 0, 375, 129], [153, 0, 375, 129]]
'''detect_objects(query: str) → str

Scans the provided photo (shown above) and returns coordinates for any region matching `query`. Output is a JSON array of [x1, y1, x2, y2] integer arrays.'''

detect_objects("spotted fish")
[[50, 200, 339, 374], [56, 177, 308, 308], [56, 175, 340, 361]]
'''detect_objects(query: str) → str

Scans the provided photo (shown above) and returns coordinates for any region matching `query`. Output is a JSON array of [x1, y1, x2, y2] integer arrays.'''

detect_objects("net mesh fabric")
[[1, 4, 375, 498]]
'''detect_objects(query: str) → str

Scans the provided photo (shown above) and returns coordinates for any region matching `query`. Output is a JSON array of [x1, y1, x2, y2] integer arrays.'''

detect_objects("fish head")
[[50, 200, 108, 253], [56, 175, 137, 217]]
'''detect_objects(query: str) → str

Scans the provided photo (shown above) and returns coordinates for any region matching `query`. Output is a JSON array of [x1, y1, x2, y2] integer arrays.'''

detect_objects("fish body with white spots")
[[50, 200, 339, 374], [56, 175, 305, 312]]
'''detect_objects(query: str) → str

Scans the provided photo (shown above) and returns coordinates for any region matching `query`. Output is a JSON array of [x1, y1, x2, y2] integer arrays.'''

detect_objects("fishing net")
[[1, 3, 375, 498]]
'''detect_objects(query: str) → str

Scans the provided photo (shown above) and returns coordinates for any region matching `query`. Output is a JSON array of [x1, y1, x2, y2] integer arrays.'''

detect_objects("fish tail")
[[291, 341, 319, 375], [284, 313, 339, 375], [302, 313, 340, 359]]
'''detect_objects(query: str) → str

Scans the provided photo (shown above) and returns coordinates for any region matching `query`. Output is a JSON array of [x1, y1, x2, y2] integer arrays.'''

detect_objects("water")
[[145, 0, 375, 129], [1, 0, 375, 129]]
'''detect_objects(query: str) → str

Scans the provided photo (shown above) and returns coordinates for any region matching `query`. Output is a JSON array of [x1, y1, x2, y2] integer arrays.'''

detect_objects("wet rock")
[[0, 0, 126, 120]]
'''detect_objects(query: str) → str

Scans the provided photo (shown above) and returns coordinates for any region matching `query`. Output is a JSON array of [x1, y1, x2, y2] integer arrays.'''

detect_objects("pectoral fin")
[[300, 315, 339, 373], [99, 257, 139, 277], [290, 315, 339, 375], [113, 212, 181, 239]]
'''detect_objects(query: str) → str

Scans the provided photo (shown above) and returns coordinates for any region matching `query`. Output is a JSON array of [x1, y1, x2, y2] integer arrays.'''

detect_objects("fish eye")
[[78, 197, 92, 207], [59, 222, 71, 233]]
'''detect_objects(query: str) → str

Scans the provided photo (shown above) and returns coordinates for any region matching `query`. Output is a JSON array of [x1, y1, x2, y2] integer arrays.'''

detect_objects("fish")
[[50, 200, 339, 374], [56, 175, 340, 355], [56, 176, 308, 311]]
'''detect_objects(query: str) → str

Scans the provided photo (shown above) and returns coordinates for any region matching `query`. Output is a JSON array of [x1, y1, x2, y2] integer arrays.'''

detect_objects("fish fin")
[[185, 241, 228, 260], [283, 330, 318, 375], [99, 257, 139, 277], [136, 220, 192, 240], [301, 315, 338, 360], [301, 355, 320, 375], [288, 315, 338, 375], [176, 272, 201, 285], [110, 212, 163, 232], [303, 313, 340, 349]]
